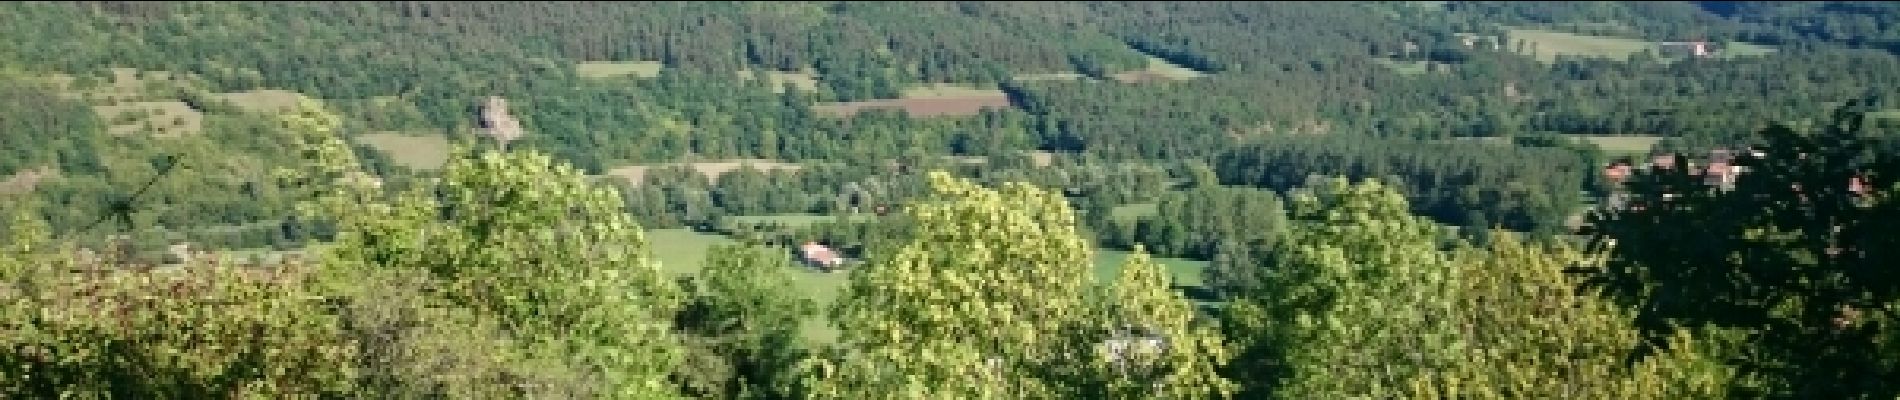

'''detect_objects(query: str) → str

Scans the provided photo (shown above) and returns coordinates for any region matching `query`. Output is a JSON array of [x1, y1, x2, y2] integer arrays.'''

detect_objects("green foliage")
[[1222, 177, 1460, 398], [1413, 233, 1737, 398], [1097, 248, 1236, 399], [673, 243, 818, 399], [801, 171, 1229, 399], [1587, 105, 1900, 397], [1217, 135, 1587, 235], [0, 78, 105, 176], [0, 200, 354, 399], [279, 99, 688, 398]]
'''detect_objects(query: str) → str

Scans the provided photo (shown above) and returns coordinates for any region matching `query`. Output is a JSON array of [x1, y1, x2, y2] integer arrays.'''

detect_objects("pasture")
[[94, 101, 204, 137], [1508, 28, 1778, 64], [644, 227, 849, 341], [1011, 72, 1090, 82], [1719, 42, 1779, 58], [216, 89, 308, 114], [1375, 58, 1450, 76], [604, 159, 804, 186], [0, 167, 56, 195], [1092, 249, 1210, 289], [577, 61, 665, 79], [1110, 203, 1158, 221], [737, 69, 821, 93], [356, 131, 452, 170], [1577, 135, 1662, 155], [38, 68, 208, 137], [812, 84, 1014, 118], [901, 83, 1009, 99], [1112, 54, 1210, 83], [1507, 28, 1654, 63], [725, 213, 876, 228]]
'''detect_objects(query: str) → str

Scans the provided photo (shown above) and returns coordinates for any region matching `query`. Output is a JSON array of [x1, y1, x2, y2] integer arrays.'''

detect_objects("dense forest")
[[3, 1, 1900, 399]]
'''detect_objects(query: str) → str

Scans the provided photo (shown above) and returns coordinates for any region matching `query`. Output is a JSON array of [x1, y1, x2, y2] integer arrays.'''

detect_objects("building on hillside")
[[1598, 146, 1876, 213], [1658, 41, 1712, 58], [799, 241, 846, 272]]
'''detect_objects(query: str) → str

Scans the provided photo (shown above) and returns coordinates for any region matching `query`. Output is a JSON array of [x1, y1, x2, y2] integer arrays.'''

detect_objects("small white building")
[[1658, 41, 1711, 58]]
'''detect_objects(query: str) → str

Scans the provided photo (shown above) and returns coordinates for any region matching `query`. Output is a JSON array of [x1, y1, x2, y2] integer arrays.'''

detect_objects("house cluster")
[[1599, 148, 1874, 212]]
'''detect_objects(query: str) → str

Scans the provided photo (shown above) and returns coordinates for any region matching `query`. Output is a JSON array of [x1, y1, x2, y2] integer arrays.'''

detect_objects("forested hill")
[[5, 2, 1900, 399], [3, 1, 1900, 246]]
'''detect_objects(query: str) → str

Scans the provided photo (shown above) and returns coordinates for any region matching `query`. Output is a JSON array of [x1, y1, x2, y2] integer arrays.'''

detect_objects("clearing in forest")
[[1507, 28, 1655, 63], [1092, 249, 1209, 291], [1577, 135, 1663, 155], [216, 89, 308, 114], [736, 69, 821, 93], [0, 167, 57, 195], [1508, 28, 1777, 63], [1011, 72, 1090, 82], [577, 61, 665, 79], [356, 131, 452, 170], [1111, 53, 1210, 83], [94, 101, 204, 137], [605, 159, 805, 186], [1374, 58, 1452, 75], [812, 83, 1014, 118], [724, 214, 876, 228], [643, 228, 848, 342], [35, 68, 220, 137]]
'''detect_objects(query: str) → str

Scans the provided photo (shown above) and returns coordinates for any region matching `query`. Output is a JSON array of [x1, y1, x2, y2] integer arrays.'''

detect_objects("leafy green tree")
[[673, 243, 818, 399], [1096, 248, 1236, 399], [1221, 177, 1462, 398], [1411, 232, 1738, 399], [0, 206, 358, 399], [278, 99, 689, 398], [798, 171, 1230, 399]]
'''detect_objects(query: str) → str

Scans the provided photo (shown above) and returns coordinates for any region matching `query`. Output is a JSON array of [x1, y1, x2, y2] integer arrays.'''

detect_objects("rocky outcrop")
[[479, 96, 523, 147]]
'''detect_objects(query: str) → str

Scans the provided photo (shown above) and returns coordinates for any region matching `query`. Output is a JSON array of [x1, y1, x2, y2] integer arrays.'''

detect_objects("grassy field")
[[1872, 109, 1900, 120], [0, 167, 56, 194], [356, 131, 451, 170], [42, 68, 208, 137], [724, 213, 876, 227], [1720, 42, 1779, 58], [1374, 58, 1449, 76], [1508, 28, 1778, 63], [737, 69, 821, 93], [644, 228, 848, 342], [812, 84, 1015, 118], [604, 159, 804, 186], [1577, 135, 1663, 155], [1092, 249, 1209, 289], [647, 228, 741, 275], [1507, 28, 1654, 63], [900, 83, 1009, 99], [1011, 72, 1091, 82], [577, 61, 665, 79], [216, 89, 307, 114], [1112, 54, 1211, 83], [94, 101, 203, 137], [1110, 203, 1158, 221]]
